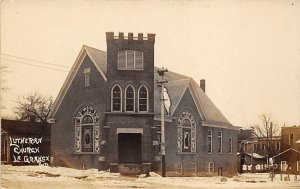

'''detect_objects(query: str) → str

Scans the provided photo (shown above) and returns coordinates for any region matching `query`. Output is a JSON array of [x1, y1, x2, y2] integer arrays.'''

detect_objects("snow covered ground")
[[1, 165, 300, 189]]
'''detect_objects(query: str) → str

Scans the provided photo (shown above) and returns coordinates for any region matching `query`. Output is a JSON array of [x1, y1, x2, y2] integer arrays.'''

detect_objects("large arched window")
[[74, 106, 100, 153], [125, 85, 135, 112], [177, 111, 196, 153], [111, 85, 122, 112], [138, 85, 148, 112]]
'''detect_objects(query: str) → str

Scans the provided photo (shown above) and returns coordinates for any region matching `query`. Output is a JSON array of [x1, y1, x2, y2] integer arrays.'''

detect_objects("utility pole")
[[250, 127, 255, 173], [156, 67, 168, 177]]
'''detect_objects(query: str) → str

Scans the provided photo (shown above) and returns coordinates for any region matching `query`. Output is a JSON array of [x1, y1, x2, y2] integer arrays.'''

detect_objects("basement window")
[[176, 163, 182, 174], [192, 163, 197, 174], [206, 162, 214, 174]]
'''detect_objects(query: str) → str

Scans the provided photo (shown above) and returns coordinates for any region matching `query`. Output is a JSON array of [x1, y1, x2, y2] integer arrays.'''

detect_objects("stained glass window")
[[125, 85, 135, 112], [138, 86, 148, 112], [112, 85, 122, 111], [74, 106, 100, 153], [177, 111, 196, 153]]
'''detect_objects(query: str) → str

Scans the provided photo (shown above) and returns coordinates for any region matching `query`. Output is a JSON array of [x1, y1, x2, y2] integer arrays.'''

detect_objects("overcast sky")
[[1, 0, 299, 127]]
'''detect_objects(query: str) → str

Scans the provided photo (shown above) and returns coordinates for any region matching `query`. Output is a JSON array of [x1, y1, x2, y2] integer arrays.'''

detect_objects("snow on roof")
[[245, 153, 266, 159]]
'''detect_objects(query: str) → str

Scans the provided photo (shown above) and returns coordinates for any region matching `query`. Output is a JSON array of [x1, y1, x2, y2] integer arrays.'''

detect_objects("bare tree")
[[14, 92, 53, 123], [251, 113, 280, 157]]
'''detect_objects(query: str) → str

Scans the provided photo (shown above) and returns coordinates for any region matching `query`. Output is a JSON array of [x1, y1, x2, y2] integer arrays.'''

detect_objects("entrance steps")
[[118, 164, 142, 174]]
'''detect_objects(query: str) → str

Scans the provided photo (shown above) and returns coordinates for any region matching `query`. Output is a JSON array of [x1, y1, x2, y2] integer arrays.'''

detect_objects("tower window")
[[118, 50, 143, 70], [112, 85, 122, 112], [125, 85, 135, 112], [138, 85, 148, 112]]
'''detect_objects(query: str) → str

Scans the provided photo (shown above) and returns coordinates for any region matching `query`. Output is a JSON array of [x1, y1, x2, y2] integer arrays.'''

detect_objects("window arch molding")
[[74, 105, 100, 153], [125, 84, 135, 112], [177, 110, 197, 154], [111, 84, 122, 112], [138, 84, 149, 112]]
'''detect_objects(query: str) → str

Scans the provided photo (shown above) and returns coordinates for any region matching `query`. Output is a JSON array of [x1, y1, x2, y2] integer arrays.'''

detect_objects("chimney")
[[200, 79, 205, 93]]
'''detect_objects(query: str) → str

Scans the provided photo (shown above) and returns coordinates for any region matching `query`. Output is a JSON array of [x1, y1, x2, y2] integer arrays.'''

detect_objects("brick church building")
[[48, 32, 239, 176]]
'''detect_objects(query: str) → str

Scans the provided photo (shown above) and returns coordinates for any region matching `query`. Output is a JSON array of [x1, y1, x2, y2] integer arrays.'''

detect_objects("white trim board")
[[117, 128, 143, 134]]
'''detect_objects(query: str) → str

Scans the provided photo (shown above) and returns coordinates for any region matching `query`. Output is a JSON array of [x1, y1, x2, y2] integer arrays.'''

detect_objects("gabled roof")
[[153, 68, 191, 117], [49, 46, 234, 128], [189, 79, 231, 125], [153, 71, 232, 126], [84, 46, 107, 75], [48, 46, 106, 118], [273, 148, 300, 158]]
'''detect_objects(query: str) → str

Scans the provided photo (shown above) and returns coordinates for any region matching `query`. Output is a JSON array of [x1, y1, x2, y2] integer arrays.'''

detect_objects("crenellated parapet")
[[106, 32, 155, 43]]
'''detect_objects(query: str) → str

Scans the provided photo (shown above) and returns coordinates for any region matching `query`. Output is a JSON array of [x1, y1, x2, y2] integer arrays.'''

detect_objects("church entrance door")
[[118, 133, 142, 164]]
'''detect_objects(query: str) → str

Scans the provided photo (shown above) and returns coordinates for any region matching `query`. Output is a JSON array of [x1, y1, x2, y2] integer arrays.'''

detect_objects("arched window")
[[177, 111, 196, 153], [125, 85, 135, 112], [74, 106, 100, 153], [111, 85, 122, 112], [138, 85, 148, 112]]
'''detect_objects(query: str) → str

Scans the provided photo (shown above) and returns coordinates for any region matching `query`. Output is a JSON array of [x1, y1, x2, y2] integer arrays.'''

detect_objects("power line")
[[0, 58, 69, 73], [0, 53, 71, 68]]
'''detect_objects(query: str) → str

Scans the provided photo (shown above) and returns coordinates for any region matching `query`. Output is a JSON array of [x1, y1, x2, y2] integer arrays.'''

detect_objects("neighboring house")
[[238, 129, 281, 157], [273, 148, 300, 173], [253, 136, 281, 157], [1, 119, 50, 165], [237, 129, 280, 173], [48, 32, 239, 176], [271, 125, 300, 173]]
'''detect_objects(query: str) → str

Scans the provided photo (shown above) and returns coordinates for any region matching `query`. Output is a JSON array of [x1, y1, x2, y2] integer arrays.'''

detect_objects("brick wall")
[[51, 55, 107, 169], [155, 88, 238, 177]]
